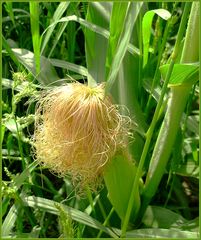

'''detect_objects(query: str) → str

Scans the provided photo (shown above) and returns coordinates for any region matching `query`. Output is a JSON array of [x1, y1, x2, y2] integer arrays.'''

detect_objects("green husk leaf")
[[103, 151, 140, 221]]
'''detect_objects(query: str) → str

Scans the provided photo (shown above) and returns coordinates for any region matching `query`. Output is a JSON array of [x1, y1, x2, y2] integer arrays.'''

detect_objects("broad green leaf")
[[116, 52, 148, 133], [126, 228, 199, 238], [106, 2, 147, 133], [41, 15, 109, 47], [103, 151, 140, 221], [85, 2, 111, 84], [11, 48, 59, 85], [143, 86, 191, 201], [142, 9, 171, 67], [41, 14, 140, 57], [21, 195, 119, 238], [105, 2, 129, 78], [142, 206, 188, 229], [106, 2, 143, 93], [160, 63, 199, 87]]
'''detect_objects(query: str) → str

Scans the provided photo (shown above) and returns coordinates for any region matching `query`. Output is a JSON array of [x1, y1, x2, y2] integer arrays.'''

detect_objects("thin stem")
[[86, 186, 96, 217], [97, 198, 107, 220], [11, 87, 26, 169], [97, 207, 114, 238]]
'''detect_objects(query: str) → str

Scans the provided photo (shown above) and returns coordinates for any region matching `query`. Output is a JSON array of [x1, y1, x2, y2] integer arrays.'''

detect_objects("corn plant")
[[1, 1, 199, 238]]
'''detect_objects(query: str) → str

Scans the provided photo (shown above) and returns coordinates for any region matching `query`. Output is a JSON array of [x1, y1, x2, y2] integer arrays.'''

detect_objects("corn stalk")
[[141, 1, 199, 217]]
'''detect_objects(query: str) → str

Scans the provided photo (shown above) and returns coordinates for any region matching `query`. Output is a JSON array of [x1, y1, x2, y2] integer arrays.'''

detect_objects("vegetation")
[[2, 2, 199, 239]]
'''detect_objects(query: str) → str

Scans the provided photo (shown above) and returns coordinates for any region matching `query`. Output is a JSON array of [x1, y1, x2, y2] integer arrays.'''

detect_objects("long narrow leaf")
[[41, 15, 140, 57], [2, 203, 20, 236], [41, 2, 70, 54], [105, 2, 129, 78], [11, 48, 59, 85], [126, 228, 199, 238], [142, 9, 171, 67], [105, 2, 143, 93], [49, 58, 90, 77], [21, 195, 119, 238], [85, 2, 111, 84], [29, 2, 40, 74]]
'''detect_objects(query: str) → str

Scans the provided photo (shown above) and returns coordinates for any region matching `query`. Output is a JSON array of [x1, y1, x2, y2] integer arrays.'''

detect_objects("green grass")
[[1, 2, 199, 238]]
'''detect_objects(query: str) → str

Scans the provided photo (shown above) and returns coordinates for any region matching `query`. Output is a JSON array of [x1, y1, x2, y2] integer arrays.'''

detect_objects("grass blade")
[[2, 36, 20, 67], [21, 195, 119, 238], [2, 203, 20, 237], [29, 2, 40, 74], [4, 2, 15, 26], [41, 2, 70, 54], [41, 14, 140, 57], [85, 2, 110, 84], [105, 2, 143, 93], [142, 9, 171, 67], [105, 2, 129, 78], [126, 228, 199, 238], [49, 58, 90, 78], [12, 48, 59, 85]]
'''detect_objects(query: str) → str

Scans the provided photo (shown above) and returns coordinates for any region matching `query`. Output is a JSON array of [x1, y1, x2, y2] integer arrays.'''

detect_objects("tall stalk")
[[121, 2, 192, 237], [142, 1, 199, 215]]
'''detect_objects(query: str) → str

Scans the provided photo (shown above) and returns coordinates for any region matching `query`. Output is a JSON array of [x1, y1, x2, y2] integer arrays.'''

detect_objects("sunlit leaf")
[[142, 9, 171, 67], [21, 195, 119, 238], [11, 48, 59, 85], [160, 63, 199, 87], [103, 151, 141, 221]]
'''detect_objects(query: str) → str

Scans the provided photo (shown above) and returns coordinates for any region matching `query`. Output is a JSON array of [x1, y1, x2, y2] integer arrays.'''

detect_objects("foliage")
[[2, 1, 199, 238]]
